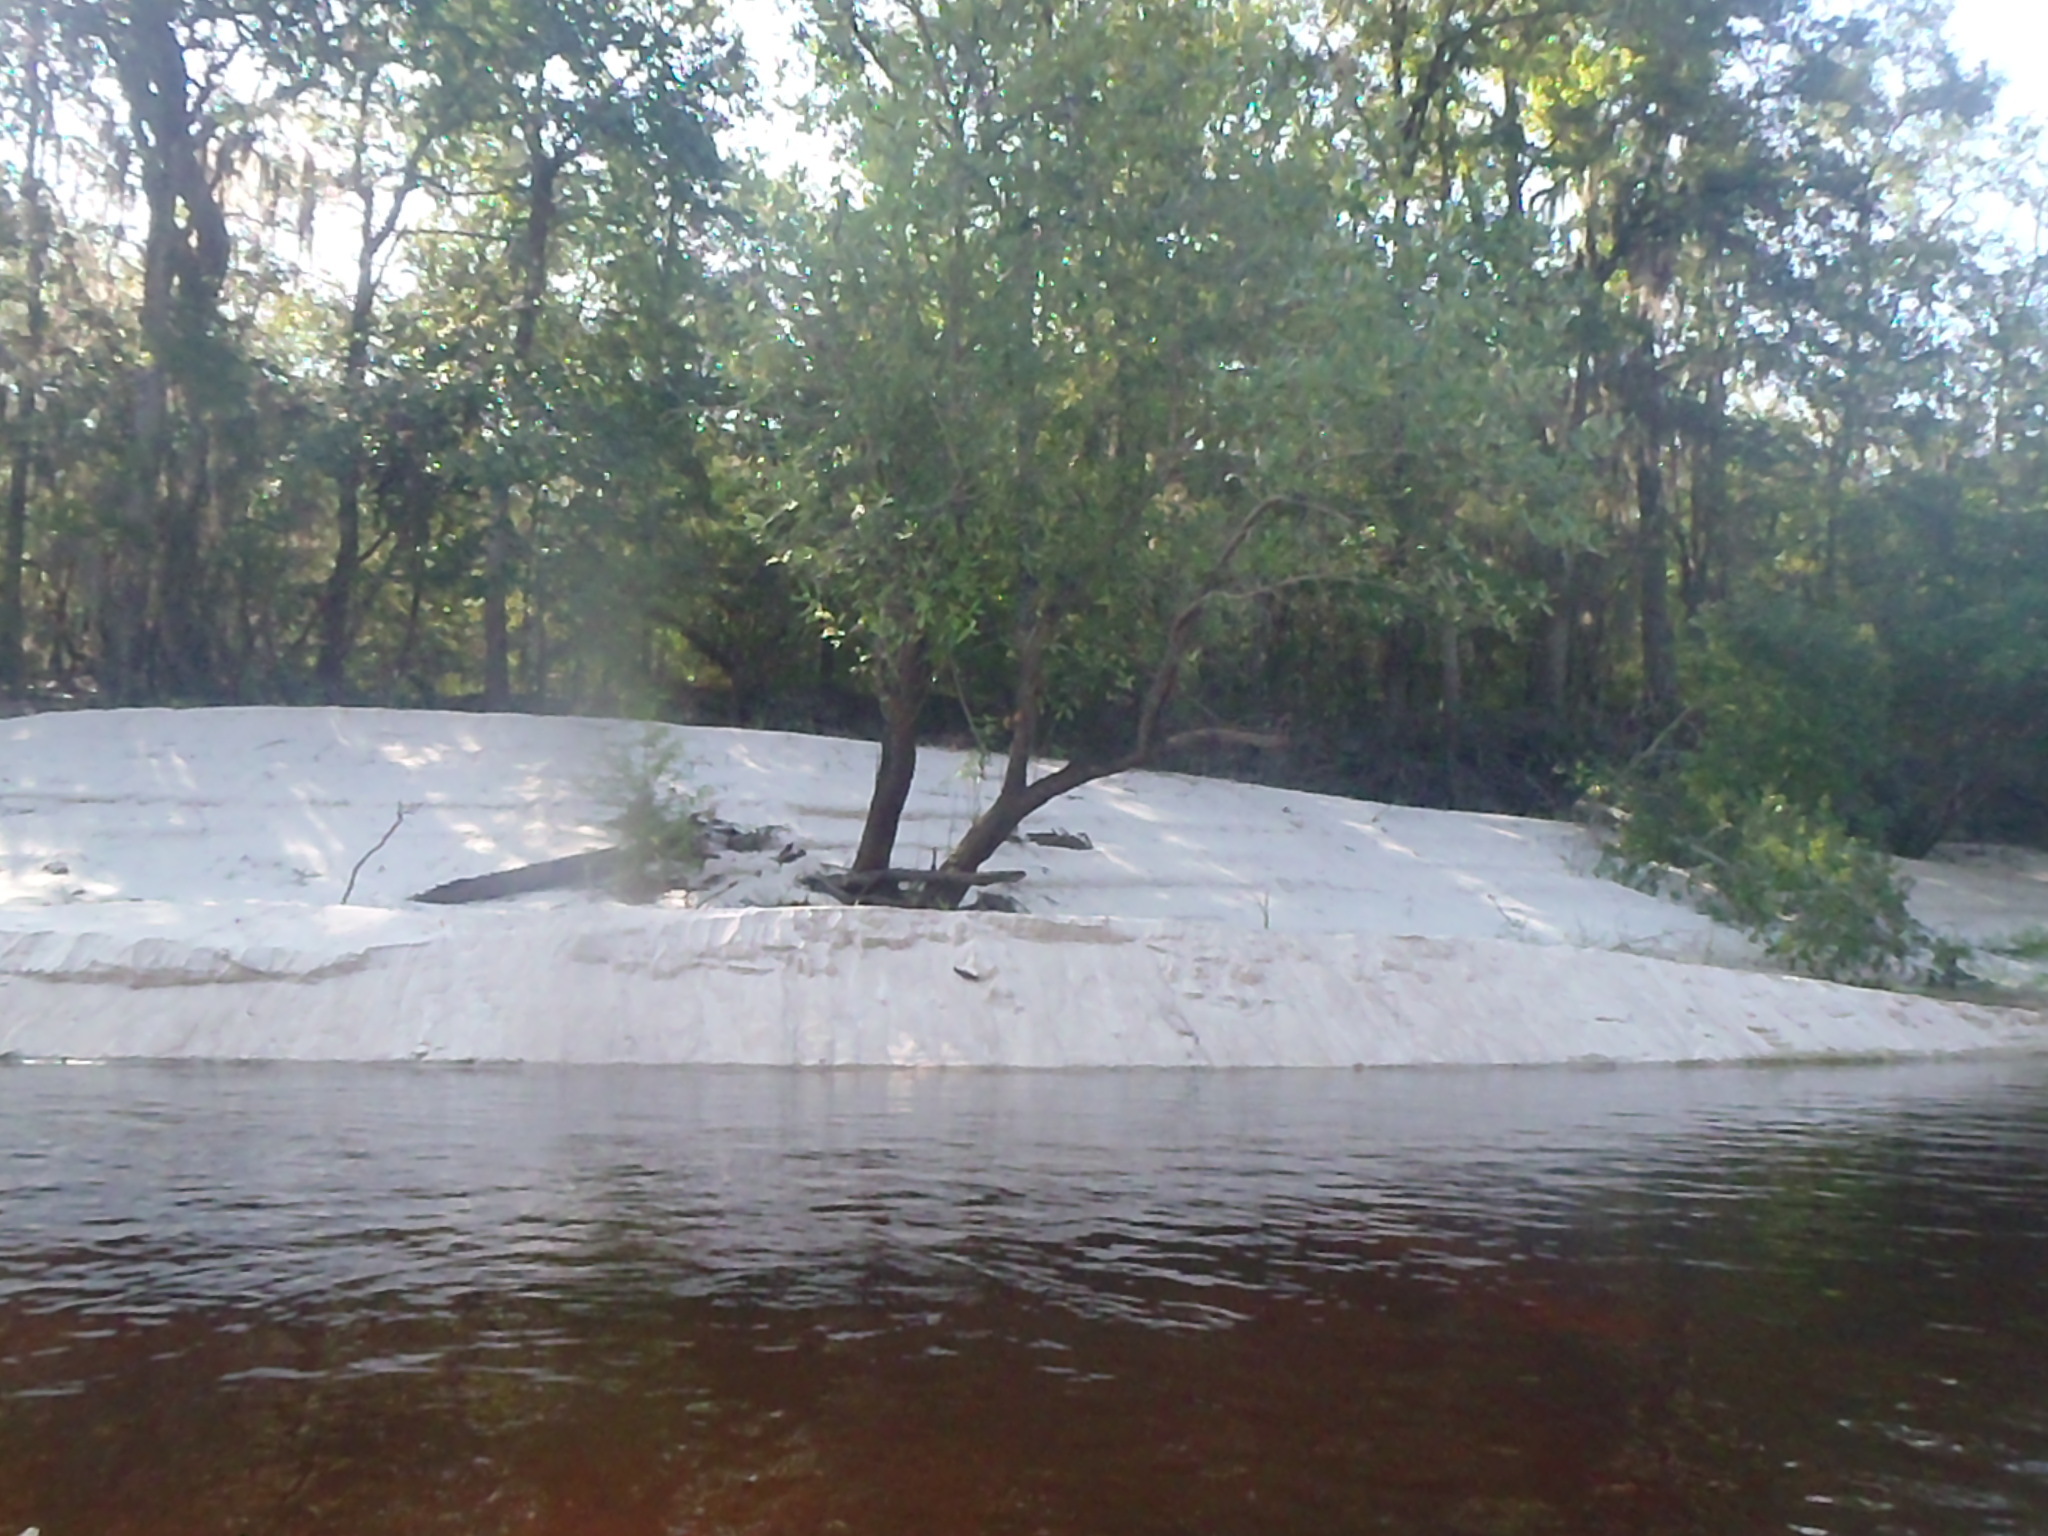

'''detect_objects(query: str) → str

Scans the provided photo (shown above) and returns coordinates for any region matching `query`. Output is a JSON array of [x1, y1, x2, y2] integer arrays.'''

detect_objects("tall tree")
[[754, 0, 1595, 875], [405, 0, 731, 707], [0, 0, 57, 692], [307, 0, 433, 700], [93, 0, 252, 697]]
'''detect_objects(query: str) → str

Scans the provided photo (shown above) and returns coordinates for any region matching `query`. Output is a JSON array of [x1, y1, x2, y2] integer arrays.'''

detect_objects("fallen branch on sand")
[[342, 803, 417, 905], [1022, 829, 1094, 850], [410, 820, 797, 905], [412, 848, 628, 904]]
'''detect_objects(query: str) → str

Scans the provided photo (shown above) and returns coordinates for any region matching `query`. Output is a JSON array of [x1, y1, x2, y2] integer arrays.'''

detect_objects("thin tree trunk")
[[944, 500, 1294, 876], [1001, 601, 1049, 801], [1540, 602, 1570, 717], [1501, 70, 1527, 220], [1820, 191, 1877, 600], [1623, 343, 1679, 719], [47, 564, 76, 684], [315, 227, 378, 702], [1438, 615, 1462, 719], [1438, 612, 1462, 794], [1636, 439, 1679, 717], [317, 457, 364, 700], [394, 547, 427, 697], [1679, 355, 1730, 619], [484, 128, 559, 710], [1820, 401, 1861, 601], [1534, 553, 1571, 719], [525, 491, 548, 707], [108, 368, 169, 699], [2, 391, 29, 694], [157, 433, 213, 696], [483, 494, 513, 708], [318, 87, 422, 702]]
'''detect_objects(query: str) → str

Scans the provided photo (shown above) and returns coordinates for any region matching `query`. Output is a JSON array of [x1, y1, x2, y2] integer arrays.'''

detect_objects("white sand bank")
[[0, 707, 2040, 1066]]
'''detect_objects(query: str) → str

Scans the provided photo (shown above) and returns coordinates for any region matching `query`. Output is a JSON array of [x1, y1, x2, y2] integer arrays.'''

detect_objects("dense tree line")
[[2, 0, 2044, 870]]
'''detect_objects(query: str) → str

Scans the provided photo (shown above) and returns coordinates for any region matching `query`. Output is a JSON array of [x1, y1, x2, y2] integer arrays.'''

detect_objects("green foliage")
[[1840, 472, 2048, 854], [750, 0, 1329, 675], [1681, 594, 1897, 843], [0, 0, 2041, 881], [1600, 783, 1953, 986], [741, 0, 1611, 864], [589, 729, 709, 899], [1993, 929, 2048, 963]]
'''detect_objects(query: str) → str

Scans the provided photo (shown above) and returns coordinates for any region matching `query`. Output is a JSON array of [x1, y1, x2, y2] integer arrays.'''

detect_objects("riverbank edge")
[[1, 906, 2040, 1068]]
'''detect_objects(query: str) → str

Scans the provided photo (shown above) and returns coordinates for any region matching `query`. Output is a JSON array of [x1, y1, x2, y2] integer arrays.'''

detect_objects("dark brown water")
[[2, 1061, 2046, 1535]]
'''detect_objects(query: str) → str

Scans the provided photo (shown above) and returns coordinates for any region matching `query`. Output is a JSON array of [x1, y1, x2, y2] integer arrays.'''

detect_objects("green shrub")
[[1683, 595, 1896, 844], [1584, 587, 1981, 987], [1600, 786, 1955, 986], [1996, 928, 2048, 963], [590, 729, 710, 900]]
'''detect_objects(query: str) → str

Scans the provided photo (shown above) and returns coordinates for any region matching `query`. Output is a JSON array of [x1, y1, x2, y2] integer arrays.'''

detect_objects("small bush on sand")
[[591, 730, 710, 900], [1598, 783, 1964, 987]]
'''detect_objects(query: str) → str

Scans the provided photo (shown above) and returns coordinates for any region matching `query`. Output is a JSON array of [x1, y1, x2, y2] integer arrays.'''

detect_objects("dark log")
[[410, 820, 790, 905], [411, 848, 626, 904], [1024, 829, 1093, 850]]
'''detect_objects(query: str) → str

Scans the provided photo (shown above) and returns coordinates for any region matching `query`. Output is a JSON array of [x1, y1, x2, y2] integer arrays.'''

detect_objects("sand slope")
[[0, 707, 2039, 1065]]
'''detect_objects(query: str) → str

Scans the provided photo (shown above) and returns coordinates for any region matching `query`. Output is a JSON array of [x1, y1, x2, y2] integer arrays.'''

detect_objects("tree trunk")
[[1622, 343, 1679, 720], [942, 613, 1205, 876], [1438, 613, 1462, 798], [483, 494, 514, 708], [156, 434, 213, 697], [943, 553, 1268, 877], [1500, 70, 1527, 220], [316, 456, 364, 701], [1636, 439, 1679, 718], [524, 492, 548, 707], [1438, 614, 1462, 720], [1, 390, 29, 694], [945, 753, 1100, 876], [108, 0, 231, 701], [482, 124, 559, 710], [317, 86, 417, 702], [938, 497, 1292, 879], [1001, 600, 1049, 801], [3, 15, 49, 695], [1681, 361, 1730, 619], [1534, 553, 1571, 720], [852, 640, 929, 873], [1379, 621, 1419, 730], [106, 368, 170, 700], [394, 547, 428, 698]]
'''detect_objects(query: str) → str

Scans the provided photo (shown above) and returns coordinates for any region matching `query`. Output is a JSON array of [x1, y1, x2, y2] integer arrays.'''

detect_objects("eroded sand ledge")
[[0, 708, 2041, 1066], [2, 904, 2041, 1068]]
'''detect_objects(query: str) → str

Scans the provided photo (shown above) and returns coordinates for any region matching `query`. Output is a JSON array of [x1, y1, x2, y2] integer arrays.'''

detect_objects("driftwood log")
[[409, 834, 1013, 912], [411, 848, 628, 904], [1023, 829, 1093, 850], [410, 821, 796, 905]]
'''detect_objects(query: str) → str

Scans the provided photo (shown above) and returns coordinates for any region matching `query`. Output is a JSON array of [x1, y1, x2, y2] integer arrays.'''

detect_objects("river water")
[[2, 1060, 2046, 1535]]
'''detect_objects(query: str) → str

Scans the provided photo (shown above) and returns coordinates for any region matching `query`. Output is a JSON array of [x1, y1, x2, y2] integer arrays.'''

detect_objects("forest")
[[1, 0, 2044, 889]]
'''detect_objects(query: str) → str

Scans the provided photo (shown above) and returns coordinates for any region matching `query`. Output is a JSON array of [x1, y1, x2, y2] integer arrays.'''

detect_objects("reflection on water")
[[2, 1060, 2046, 1534]]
